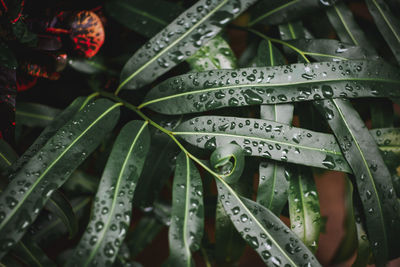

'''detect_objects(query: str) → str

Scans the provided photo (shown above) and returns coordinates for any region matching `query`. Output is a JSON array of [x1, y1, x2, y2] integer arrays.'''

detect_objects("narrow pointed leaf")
[[141, 60, 400, 114], [288, 167, 321, 253], [118, 0, 257, 91], [175, 116, 351, 172], [366, 0, 400, 64], [0, 99, 121, 258], [352, 208, 372, 267], [67, 120, 150, 266], [256, 39, 291, 215], [126, 216, 164, 258], [249, 0, 320, 26], [7, 96, 88, 177], [279, 20, 305, 41], [216, 178, 321, 266], [167, 152, 204, 266], [0, 139, 17, 172], [45, 190, 78, 238], [68, 57, 118, 76], [371, 128, 400, 153], [326, 2, 376, 54], [105, 0, 183, 38], [314, 99, 400, 265], [29, 197, 91, 244], [187, 35, 237, 71], [16, 103, 61, 128], [11, 237, 56, 267]]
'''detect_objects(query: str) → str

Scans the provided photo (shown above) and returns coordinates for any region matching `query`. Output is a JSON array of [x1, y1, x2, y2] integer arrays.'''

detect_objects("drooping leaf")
[[187, 35, 237, 71], [29, 197, 91, 245], [7, 96, 89, 177], [44, 190, 78, 239], [68, 57, 118, 76], [210, 143, 244, 184], [366, 0, 400, 64], [352, 207, 372, 267], [117, 0, 258, 92], [166, 152, 203, 266], [216, 178, 322, 266], [370, 128, 400, 154], [314, 98, 400, 265], [249, 0, 321, 26], [325, 2, 376, 54], [141, 60, 400, 114], [0, 98, 121, 258], [16, 102, 61, 128], [11, 236, 56, 267], [288, 167, 321, 253], [62, 170, 99, 195], [126, 216, 164, 258], [0, 139, 17, 172], [175, 116, 351, 172], [256, 38, 292, 216], [105, 0, 184, 38], [67, 120, 150, 266]]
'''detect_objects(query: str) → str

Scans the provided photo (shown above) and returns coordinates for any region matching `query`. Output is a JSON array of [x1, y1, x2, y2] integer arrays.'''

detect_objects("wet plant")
[[1, 0, 400, 266]]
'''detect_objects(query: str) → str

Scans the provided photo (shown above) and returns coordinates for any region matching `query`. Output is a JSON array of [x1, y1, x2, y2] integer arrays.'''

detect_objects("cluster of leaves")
[[1, 0, 400, 266]]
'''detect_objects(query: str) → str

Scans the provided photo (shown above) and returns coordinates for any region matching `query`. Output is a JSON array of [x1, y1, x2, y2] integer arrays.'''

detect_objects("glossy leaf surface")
[[0, 99, 120, 258], [142, 60, 400, 114], [0, 139, 17, 172], [67, 120, 150, 266], [16, 102, 61, 128]]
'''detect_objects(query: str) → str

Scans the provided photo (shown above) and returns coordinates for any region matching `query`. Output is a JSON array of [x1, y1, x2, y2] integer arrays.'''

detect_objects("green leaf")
[[7, 97, 89, 177], [175, 116, 351, 172], [126, 216, 164, 258], [256, 39, 291, 216], [279, 20, 305, 41], [210, 144, 244, 184], [16, 102, 61, 128], [0, 98, 121, 258], [352, 208, 372, 267], [325, 2, 376, 54], [0, 139, 17, 172], [288, 167, 321, 253], [62, 170, 99, 195], [332, 178, 357, 264], [11, 237, 56, 267], [117, 0, 258, 92], [141, 60, 400, 114], [67, 120, 150, 266], [166, 152, 204, 266], [314, 98, 400, 265], [68, 57, 118, 76], [187, 35, 237, 71], [366, 0, 400, 64], [105, 0, 183, 38], [249, 0, 321, 26], [45, 190, 78, 239], [370, 128, 400, 154], [29, 197, 91, 244], [216, 178, 322, 266]]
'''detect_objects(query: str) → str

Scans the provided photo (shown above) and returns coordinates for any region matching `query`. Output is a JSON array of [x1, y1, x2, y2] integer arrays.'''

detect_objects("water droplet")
[[242, 89, 263, 105], [322, 155, 336, 169]]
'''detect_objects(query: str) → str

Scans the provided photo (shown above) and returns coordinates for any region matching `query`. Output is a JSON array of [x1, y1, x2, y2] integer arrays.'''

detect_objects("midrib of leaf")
[[248, 0, 300, 26], [183, 154, 191, 267], [331, 98, 387, 249], [371, 0, 400, 43], [334, 5, 358, 45], [303, 52, 349, 61], [174, 131, 343, 156], [116, 1, 168, 26], [139, 77, 400, 108], [266, 166, 277, 209], [268, 40, 274, 66], [84, 121, 148, 266], [298, 174, 307, 242], [117, 0, 229, 92], [288, 23, 296, 39], [219, 178, 297, 266], [16, 111, 54, 121], [0, 103, 122, 232], [0, 152, 12, 166], [18, 241, 43, 267]]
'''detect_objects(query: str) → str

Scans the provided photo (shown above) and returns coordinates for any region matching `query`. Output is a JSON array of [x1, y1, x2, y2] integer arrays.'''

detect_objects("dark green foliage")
[[1, 0, 400, 266]]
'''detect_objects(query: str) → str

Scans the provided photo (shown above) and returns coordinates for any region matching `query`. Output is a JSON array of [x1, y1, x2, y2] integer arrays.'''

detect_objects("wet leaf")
[[67, 120, 150, 266], [210, 143, 244, 184], [11, 236, 56, 267], [314, 99, 400, 265], [16, 102, 61, 128], [288, 167, 321, 253], [117, 0, 258, 92], [366, 0, 400, 64], [105, 0, 184, 38], [216, 178, 322, 266], [68, 57, 118, 76], [0, 98, 120, 258], [0, 139, 17, 172], [141, 60, 400, 114], [175, 115, 351, 172], [166, 152, 204, 266]]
